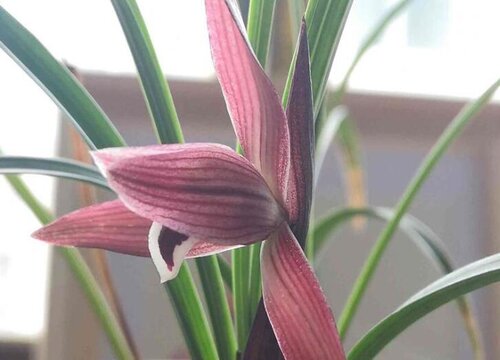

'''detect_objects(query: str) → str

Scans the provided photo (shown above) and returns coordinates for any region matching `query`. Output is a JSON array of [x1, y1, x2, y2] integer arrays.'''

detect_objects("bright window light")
[[332, 0, 500, 99]]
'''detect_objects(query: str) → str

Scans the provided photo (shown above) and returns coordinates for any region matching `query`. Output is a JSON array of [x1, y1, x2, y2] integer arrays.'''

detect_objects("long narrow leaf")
[[0, 156, 109, 189], [348, 253, 500, 359], [0, 6, 125, 150], [287, 0, 307, 40], [233, 247, 252, 351], [315, 106, 348, 180], [338, 79, 500, 338], [164, 267, 219, 360], [332, 0, 414, 103], [217, 255, 233, 290], [246, 0, 277, 68], [313, 207, 483, 357], [2, 171, 134, 360], [111, 0, 184, 144], [196, 257, 237, 360], [336, 118, 366, 220]]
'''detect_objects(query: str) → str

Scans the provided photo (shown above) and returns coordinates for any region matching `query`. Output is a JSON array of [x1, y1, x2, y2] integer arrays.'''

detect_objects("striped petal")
[[96, 143, 285, 244], [285, 21, 314, 246], [32, 200, 239, 262], [32, 200, 151, 256], [205, 0, 290, 202], [261, 224, 345, 360], [91, 144, 177, 175]]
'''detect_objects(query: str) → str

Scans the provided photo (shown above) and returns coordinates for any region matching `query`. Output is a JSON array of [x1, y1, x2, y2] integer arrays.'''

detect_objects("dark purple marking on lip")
[[158, 227, 189, 271]]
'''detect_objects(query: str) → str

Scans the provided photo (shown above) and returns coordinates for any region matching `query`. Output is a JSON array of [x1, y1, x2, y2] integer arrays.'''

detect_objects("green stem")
[[338, 79, 500, 338], [247, 243, 262, 321], [110, 0, 184, 144], [4, 173, 134, 360], [332, 0, 413, 105], [246, 0, 277, 69], [217, 255, 233, 290], [232, 246, 252, 350], [196, 257, 237, 360], [164, 266, 219, 360]]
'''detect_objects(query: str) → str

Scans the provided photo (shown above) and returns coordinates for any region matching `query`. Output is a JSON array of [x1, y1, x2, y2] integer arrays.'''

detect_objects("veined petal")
[[103, 143, 285, 244], [205, 0, 290, 201], [261, 224, 345, 360], [32, 199, 239, 264], [92, 143, 197, 176], [32, 200, 151, 256], [285, 21, 314, 245]]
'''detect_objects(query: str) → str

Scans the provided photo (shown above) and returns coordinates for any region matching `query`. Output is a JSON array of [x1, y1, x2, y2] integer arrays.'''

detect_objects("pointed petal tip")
[[90, 150, 109, 176], [29, 200, 151, 256], [31, 226, 49, 242]]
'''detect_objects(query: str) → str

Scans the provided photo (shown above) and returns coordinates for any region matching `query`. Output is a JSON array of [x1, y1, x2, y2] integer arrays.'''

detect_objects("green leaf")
[[164, 266, 219, 360], [338, 79, 500, 338], [314, 106, 348, 178], [1, 6, 220, 357], [246, 0, 277, 68], [111, 0, 184, 144], [283, 0, 353, 116], [247, 242, 262, 324], [287, 0, 307, 40], [232, 246, 252, 351], [0, 6, 125, 150], [315, 107, 367, 228], [332, 0, 414, 104], [313, 207, 483, 356], [348, 253, 500, 359], [2, 171, 134, 360], [217, 255, 233, 291], [0, 156, 109, 190], [336, 118, 366, 214], [196, 257, 237, 360]]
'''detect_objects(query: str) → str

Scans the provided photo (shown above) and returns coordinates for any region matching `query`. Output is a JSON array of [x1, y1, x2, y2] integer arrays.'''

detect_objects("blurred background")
[[0, 0, 499, 359]]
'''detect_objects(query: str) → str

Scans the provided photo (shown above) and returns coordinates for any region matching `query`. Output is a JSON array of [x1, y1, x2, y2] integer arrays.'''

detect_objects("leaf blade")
[[110, 0, 184, 144], [0, 156, 109, 189], [313, 206, 483, 357], [348, 253, 500, 359], [338, 79, 500, 338], [0, 6, 125, 149]]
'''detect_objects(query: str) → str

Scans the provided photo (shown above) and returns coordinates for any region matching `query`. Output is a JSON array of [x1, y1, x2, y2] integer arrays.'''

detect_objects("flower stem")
[[196, 256, 237, 360]]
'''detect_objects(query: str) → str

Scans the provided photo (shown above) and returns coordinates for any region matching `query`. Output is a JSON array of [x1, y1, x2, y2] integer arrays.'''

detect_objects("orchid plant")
[[1, 0, 499, 359]]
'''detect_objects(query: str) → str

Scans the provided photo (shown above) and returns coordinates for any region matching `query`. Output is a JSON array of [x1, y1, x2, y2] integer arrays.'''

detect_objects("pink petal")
[[102, 143, 285, 244], [285, 21, 314, 245], [92, 144, 196, 176], [187, 240, 241, 258], [32, 200, 151, 256], [261, 224, 345, 360], [32, 199, 236, 266], [205, 0, 290, 202]]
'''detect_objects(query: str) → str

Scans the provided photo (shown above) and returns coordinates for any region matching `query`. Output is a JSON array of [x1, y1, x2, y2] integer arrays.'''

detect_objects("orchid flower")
[[32, 0, 345, 358]]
